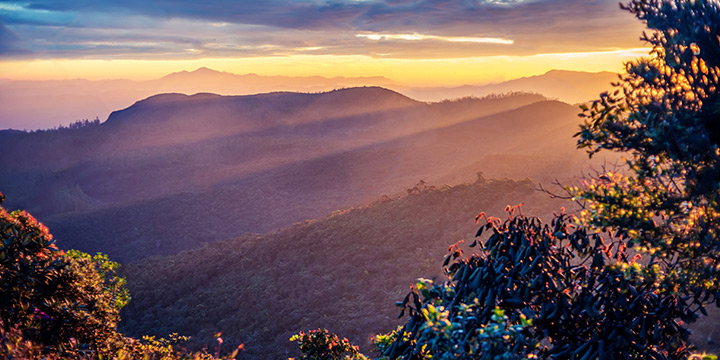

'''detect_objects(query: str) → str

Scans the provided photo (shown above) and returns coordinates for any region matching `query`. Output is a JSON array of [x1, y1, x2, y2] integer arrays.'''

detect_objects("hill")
[[118, 177, 566, 359], [1, 89, 585, 263], [0, 69, 394, 130]]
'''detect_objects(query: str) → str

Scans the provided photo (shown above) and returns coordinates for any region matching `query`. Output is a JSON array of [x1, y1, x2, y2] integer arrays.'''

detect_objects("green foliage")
[[0, 326, 244, 360], [690, 354, 719, 360], [0, 320, 50, 360], [290, 329, 367, 360], [114, 334, 244, 360], [574, 0, 720, 335], [373, 326, 410, 360], [415, 304, 536, 360], [471, 308, 534, 360]]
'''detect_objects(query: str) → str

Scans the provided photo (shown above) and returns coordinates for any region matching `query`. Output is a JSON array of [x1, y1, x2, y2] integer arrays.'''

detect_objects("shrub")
[[290, 328, 368, 360], [0, 193, 129, 357], [385, 210, 695, 359], [0, 191, 243, 359]]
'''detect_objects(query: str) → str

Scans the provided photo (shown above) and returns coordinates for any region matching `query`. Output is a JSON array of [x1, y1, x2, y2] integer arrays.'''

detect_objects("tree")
[[0, 192, 244, 359], [575, 0, 720, 321], [0, 191, 129, 357], [384, 210, 695, 359], [376, 1, 720, 359]]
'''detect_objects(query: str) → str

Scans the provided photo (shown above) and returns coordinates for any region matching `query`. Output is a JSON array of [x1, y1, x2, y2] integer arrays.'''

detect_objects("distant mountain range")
[[0, 88, 610, 263], [0, 68, 616, 130]]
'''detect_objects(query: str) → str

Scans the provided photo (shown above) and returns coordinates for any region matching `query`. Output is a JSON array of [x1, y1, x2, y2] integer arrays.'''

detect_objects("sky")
[[0, 0, 649, 86]]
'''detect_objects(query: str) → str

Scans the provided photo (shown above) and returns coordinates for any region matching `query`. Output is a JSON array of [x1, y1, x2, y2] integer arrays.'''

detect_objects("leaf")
[[502, 298, 525, 308]]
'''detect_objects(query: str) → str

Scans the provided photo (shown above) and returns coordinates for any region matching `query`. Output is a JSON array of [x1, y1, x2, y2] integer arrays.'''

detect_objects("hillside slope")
[[118, 176, 720, 360], [119, 177, 565, 359], [0, 90, 584, 263]]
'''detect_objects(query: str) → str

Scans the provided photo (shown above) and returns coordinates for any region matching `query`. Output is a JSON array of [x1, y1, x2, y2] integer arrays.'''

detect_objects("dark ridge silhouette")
[[100, 87, 421, 149], [106, 86, 417, 125]]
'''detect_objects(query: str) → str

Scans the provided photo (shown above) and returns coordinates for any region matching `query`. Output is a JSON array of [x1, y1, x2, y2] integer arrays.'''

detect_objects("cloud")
[[0, 23, 31, 56], [13, 0, 635, 33], [0, 0, 645, 60], [356, 32, 514, 44]]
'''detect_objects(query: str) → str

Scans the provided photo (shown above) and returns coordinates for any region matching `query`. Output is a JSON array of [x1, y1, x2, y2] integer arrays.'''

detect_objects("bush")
[[290, 329, 368, 360], [0, 193, 129, 357], [385, 210, 694, 359], [0, 191, 243, 359]]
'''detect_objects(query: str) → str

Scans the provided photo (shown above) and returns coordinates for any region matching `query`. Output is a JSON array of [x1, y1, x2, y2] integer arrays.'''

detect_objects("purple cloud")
[[0, 0, 644, 59]]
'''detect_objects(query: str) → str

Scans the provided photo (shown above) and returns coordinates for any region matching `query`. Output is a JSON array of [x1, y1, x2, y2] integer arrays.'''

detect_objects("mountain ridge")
[[1, 98, 599, 264], [0, 90, 586, 264], [159, 67, 394, 84], [0, 69, 615, 130]]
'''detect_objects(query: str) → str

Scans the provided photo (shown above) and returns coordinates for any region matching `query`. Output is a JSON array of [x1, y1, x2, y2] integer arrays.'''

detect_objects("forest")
[[3, 0, 720, 359]]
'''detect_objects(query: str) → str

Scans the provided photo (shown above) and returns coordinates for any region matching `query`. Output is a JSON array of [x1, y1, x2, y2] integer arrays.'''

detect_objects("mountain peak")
[[160, 67, 229, 80], [191, 67, 221, 74]]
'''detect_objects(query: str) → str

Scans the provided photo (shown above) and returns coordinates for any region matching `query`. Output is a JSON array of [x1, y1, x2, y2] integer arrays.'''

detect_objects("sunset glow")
[[0, 48, 648, 86]]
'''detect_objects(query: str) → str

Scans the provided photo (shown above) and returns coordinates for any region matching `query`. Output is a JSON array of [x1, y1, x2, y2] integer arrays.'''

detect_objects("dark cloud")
[[0, 0, 645, 59], [15, 0, 634, 33], [0, 23, 31, 56]]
